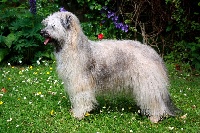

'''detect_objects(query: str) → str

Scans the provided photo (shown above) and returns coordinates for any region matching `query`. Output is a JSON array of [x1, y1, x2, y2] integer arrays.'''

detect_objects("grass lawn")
[[0, 61, 199, 133]]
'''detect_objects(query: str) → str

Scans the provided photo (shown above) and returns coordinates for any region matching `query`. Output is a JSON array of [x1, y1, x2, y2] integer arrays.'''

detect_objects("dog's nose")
[[40, 30, 45, 36]]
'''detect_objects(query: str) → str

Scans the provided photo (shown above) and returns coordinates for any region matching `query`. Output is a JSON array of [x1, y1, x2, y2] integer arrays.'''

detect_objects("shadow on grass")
[[92, 94, 145, 120], [44, 91, 152, 122]]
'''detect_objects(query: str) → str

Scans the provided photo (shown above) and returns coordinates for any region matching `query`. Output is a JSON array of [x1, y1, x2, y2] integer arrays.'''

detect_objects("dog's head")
[[40, 11, 81, 51]]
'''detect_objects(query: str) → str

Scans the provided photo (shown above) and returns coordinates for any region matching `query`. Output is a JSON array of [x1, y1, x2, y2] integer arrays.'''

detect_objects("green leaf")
[[4, 33, 16, 48], [0, 48, 9, 62], [93, 4, 102, 10], [166, 25, 172, 32], [195, 62, 200, 70], [0, 35, 5, 45], [89, 5, 94, 10], [1, 0, 8, 2]]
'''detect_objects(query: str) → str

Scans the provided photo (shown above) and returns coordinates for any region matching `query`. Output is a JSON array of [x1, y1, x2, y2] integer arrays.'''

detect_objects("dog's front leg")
[[70, 90, 96, 119], [67, 77, 97, 119]]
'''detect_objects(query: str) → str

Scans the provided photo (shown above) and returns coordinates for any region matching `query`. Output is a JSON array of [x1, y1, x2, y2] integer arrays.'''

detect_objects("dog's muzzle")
[[40, 30, 52, 45], [40, 30, 49, 37]]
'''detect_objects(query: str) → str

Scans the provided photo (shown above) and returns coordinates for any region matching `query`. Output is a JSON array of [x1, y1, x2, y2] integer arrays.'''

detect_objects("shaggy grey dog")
[[40, 11, 179, 123]]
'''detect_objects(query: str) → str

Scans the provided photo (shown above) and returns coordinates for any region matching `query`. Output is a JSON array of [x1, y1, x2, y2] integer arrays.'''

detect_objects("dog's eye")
[[52, 25, 55, 29]]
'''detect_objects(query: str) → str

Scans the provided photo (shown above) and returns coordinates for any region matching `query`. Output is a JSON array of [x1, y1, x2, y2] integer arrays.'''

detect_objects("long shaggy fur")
[[40, 11, 179, 123]]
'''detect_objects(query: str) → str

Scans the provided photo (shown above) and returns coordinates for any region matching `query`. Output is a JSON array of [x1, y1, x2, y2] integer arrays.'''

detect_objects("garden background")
[[0, 0, 200, 132]]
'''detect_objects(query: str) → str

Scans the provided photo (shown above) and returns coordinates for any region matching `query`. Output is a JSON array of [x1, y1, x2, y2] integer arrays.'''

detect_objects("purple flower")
[[111, 16, 118, 22], [107, 11, 115, 18], [101, 20, 106, 24], [60, 7, 67, 12], [29, 0, 36, 14], [100, 7, 129, 33], [114, 22, 123, 29], [121, 24, 129, 32]]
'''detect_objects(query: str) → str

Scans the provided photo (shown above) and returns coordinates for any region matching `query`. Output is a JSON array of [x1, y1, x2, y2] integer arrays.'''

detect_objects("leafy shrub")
[[0, 0, 58, 64], [165, 0, 200, 71], [0, 0, 199, 71], [77, 0, 134, 40]]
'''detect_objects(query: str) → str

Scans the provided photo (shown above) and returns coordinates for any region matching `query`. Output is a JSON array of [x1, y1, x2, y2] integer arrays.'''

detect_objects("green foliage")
[[0, 35, 9, 62], [0, 0, 58, 64], [36, 0, 59, 17], [4, 33, 16, 48], [165, 0, 200, 71], [78, 0, 111, 39], [77, 0, 106, 11], [165, 40, 200, 73], [77, 0, 130, 40], [0, 48, 9, 63], [81, 19, 124, 40]]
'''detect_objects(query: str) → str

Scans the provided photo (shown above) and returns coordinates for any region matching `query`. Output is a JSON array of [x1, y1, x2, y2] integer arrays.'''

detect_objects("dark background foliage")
[[0, 0, 199, 72]]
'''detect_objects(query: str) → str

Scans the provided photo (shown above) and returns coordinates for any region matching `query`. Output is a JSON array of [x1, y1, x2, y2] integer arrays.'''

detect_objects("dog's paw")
[[70, 109, 85, 120], [149, 116, 160, 123]]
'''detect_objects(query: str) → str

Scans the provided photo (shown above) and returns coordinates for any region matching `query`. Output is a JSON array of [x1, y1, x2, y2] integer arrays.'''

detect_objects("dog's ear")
[[61, 16, 71, 29]]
